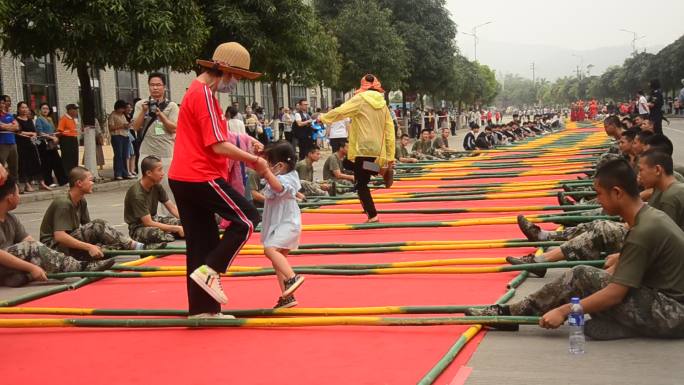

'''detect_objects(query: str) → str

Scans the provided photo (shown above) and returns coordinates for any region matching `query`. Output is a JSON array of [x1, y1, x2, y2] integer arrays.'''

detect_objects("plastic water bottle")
[[568, 297, 586, 354]]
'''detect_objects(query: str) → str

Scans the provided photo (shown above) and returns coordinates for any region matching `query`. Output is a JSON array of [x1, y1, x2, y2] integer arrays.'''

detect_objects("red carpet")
[[0, 133, 597, 384]]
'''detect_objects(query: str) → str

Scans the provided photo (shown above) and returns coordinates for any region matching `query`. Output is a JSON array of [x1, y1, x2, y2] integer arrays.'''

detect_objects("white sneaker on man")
[[190, 265, 228, 304]]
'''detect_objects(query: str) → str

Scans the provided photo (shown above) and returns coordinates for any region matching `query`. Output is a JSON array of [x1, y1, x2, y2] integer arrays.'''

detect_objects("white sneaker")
[[188, 313, 235, 320], [190, 265, 228, 304]]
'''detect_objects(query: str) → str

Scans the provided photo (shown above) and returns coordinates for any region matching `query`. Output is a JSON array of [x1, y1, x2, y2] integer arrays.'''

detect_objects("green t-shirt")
[[395, 143, 408, 160], [611, 205, 684, 301], [295, 160, 314, 182], [675, 171, 684, 183], [39, 193, 90, 245], [323, 154, 343, 181], [648, 182, 684, 230], [433, 136, 449, 150], [411, 140, 434, 155], [246, 168, 264, 208], [0, 213, 28, 250], [124, 182, 169, 231]]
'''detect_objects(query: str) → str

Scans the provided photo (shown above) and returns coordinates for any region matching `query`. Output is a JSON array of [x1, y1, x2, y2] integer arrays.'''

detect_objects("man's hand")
[[539, 306, 569, 329], [29, 265, 48, 281], [251, 139, 264, 154], [141, 101, 149, 112], [175, 226, 185, 238], [87, 244, 104, 259]]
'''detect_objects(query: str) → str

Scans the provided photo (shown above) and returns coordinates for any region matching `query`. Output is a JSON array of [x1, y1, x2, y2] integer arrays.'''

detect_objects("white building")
[[0, 53, 336, 122]]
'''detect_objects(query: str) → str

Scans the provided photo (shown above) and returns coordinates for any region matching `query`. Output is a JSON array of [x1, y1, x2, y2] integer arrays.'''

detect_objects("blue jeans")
[[111, 135, 130, 178]]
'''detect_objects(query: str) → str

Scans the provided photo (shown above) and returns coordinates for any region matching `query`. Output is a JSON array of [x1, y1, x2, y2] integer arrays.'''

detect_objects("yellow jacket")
[[320, 91, 395, 166]]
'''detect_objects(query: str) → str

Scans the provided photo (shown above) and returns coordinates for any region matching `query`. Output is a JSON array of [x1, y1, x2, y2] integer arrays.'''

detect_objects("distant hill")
[[468, 40, 665, 80]]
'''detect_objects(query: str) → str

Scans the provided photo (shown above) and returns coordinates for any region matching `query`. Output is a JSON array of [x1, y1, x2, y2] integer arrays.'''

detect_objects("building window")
[[261, 82, 284, 119], [289, 85, 307, 107], [115, 70, 139, 104], [22, 55, 58, 115], [78, 68, 104, 123], [230, 80, 256, 112]]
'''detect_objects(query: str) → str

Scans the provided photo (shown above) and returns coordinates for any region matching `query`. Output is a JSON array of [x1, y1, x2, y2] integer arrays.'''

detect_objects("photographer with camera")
[[132, 72, 179, 210]]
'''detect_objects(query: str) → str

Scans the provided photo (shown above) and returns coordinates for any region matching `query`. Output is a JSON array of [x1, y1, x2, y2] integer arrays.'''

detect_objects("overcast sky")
[[446, 0, 684, 58]]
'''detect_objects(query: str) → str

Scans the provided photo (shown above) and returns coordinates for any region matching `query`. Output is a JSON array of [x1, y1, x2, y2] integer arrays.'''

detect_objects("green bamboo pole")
[[417, 270, 530, 384], [116, 240, 563, 259], [0, 283, 72, 307], [47, 260, 606, 279], [0, 315, 541, 328]]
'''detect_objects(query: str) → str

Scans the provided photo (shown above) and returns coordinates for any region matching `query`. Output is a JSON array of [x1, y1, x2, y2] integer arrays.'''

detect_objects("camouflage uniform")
[[47, 219, 135, 260], [545, 220, 627, 260], [299, 180, 328, 197], [0, 240, 84, 278], [326, 179, 355, 195], [130, 216, 181, 244], [512, 265, 684, 338]]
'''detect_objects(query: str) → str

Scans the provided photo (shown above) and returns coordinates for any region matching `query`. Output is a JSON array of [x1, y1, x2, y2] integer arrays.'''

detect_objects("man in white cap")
[[168, 42, 268, 319]]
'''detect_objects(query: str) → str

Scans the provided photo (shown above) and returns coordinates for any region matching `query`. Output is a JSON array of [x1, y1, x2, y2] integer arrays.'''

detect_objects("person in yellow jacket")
[[320, 74, 395, 223]]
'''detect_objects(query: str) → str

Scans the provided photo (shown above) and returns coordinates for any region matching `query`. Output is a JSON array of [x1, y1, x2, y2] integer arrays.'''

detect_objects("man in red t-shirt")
[[169, 42, 267, 318]]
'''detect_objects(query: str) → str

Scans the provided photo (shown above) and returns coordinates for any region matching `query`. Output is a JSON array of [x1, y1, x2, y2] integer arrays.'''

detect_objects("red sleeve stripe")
[[203, 85, 225, 142]]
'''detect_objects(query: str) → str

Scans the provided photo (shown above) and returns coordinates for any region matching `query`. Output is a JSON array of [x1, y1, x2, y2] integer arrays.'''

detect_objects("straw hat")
[[197, 42, 261, 80]]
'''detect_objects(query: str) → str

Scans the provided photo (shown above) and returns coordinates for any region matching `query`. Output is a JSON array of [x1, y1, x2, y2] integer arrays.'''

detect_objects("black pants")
[[38, 144, 67, 186], [170, 178, 261, 315], [344, 156, 377, 219], [652, 115, 663, 135], [297, 137, 313, 160], [59, 136, 79, 175]]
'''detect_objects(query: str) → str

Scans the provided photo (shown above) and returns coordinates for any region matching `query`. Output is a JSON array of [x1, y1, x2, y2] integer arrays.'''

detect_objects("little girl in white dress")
[[260, 141, 305, 308]]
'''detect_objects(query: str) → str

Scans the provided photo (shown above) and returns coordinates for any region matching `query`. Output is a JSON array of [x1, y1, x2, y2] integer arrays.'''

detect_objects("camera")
[[147, 98, 159, 117]]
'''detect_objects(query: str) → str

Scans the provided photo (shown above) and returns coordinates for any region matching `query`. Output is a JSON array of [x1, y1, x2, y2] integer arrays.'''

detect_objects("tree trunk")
[[270, 80, 279, 120], [76, 64, 96, 127]]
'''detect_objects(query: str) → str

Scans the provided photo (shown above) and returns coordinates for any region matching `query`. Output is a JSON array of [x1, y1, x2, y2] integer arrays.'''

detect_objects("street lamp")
[[619, 29, 646, 54], [462, 21, 493, 61]]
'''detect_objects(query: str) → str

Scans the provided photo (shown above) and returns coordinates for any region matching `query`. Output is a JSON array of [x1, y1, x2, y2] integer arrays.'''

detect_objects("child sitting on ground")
[[260, 141, 305, 308]]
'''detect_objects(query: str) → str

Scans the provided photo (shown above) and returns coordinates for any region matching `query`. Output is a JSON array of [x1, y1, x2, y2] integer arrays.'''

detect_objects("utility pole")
[[619, 29, 646, 54], [531, 62, 536, 84], [462, 21, 493, 61]]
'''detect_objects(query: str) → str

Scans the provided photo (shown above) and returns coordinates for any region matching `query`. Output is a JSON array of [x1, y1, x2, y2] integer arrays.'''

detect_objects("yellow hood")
[[359, 91, 387, 110]]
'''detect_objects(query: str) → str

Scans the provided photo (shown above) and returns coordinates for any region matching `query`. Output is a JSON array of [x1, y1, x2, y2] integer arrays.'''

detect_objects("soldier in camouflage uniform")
[[294, 146, 329, 197], [468, 159, 684, 340], [40, 167, 155, 261], [124, 156, 183, 244], [323, 142, 356, 195], [0, 176, 113, 287], [411, 128, 441, 160]]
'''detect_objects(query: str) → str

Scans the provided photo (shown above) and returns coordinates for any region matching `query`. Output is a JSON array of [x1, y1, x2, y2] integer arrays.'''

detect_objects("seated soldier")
[[432, 127, 452, 158], [39, 167, 154, 260], [468, 159, 684, 340], [322, 140, 355, 194], [395, 134, 418, 164], [246, 167, 265, 208], [0, 177, 114, 287], [412, 128, 440, 159], [639, 149, 684, 230], [124, 156, 184, 244], [618, 129, 638, 172], [295, 145, 330, 197], [513, 150, 684, 276]]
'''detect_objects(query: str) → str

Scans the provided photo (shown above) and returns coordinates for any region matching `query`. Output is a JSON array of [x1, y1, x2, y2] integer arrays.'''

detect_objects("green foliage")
[[378, 0, 457, 95], [198, 0, 340, 92], [331, 0, 409, 91], [0, 0, 208, 71]]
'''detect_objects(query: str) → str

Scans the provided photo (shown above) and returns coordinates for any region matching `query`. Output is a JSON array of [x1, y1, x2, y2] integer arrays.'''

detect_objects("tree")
[[197, 0, 340, 117], [0, 0, 208, 127], [378, 0, 457, 106], [331, 0, 409, 92]]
